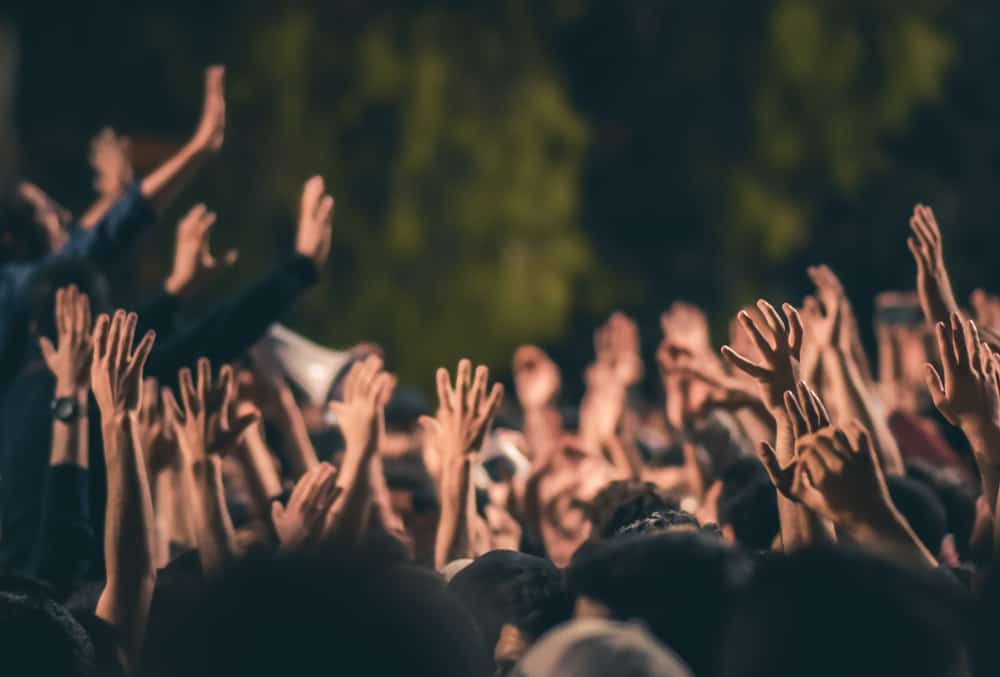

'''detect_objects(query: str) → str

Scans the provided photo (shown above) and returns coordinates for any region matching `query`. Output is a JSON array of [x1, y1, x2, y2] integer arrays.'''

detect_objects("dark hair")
[[722, 546, 971, 677], [566, 531, 751, 677], [614, 509, 706, 537], [383, 453, 439, 514], [885, 474, 947, 556], [150, 551, 493, 677], [906, 462, 977, 561], [449, 550, 571, 652], [717, 474, 779, 551], [0, 574, 96, 677], [0, 196, 47, 264], [587, 480, 679, 542]]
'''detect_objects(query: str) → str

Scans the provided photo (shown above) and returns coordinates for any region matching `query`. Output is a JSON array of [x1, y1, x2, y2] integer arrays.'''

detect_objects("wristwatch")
[[51, 396, 82, 423]]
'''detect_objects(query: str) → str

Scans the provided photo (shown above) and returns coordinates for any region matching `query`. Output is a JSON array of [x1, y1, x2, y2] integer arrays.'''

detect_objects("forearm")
[[848, 504, 938, 568], [78, 193, 122, 230], [326, 446, 376, 545], [523, 406, 561, 467], [49, 383, 88, 467], [190, 457, 241, 577], [960, 421, 1000, 509], [140, 141, 210, 212], [235, 426, 284, 516], [822, 348, 904, 474], [434, 456, 476, 570], [604, 434, 643, 480], [152, 469, 176, 569], [96, 414, 156, 666], [274, 389, 319, 478], [771, 413, 835, 551]]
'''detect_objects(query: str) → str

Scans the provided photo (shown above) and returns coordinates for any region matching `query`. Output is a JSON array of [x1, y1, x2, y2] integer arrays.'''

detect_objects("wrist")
[[54, 378, 87, 399], [163, 274, 192, 298]]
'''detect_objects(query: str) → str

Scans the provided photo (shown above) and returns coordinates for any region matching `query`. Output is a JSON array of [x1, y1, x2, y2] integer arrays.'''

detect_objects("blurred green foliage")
[[11, 0, 1000, 397]]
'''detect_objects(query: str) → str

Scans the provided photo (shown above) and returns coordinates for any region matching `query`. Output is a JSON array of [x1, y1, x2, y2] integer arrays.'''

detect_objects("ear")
[[721, 523, 737, 545]]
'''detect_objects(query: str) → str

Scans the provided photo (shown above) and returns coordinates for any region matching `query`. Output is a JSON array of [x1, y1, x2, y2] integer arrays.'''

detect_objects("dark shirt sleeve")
[[58, 181, 156, 269], [31, 463, 97, 599], [145, 254, 318, 384]]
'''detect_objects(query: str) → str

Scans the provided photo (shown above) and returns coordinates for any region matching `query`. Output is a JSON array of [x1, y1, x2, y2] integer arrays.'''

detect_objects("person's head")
[[0, 575, 96, 677], [383, 453, 439, 565], [587, 480, 679, 542], [721, 546, 972, 677], [615, 509, 718, 538], [0, 181, 70, 263], [449, 550, 572, 673], [152, 551, 493, 677], [717, 471, 779, 550], [512, 619, 693, 677], [566, 531, 750, 677], [885, 474, 948, 558]]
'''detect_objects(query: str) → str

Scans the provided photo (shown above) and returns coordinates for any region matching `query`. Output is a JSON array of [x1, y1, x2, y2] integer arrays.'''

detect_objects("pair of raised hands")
[[40, 285, 260, 460], [164, 174, 335, 297], [271, 355, 398, 548], [757, 382, 890, 529]]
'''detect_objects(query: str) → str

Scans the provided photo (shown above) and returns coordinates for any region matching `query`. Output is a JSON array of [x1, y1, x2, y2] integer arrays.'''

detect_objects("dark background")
[[4, 1, 1000, 398]]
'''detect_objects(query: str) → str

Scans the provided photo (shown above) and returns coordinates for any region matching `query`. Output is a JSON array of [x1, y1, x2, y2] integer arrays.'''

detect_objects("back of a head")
[[721, 546, 971, 677], [449, 550, 571, 651], [0, 576, 95, 677], [152, 551, 493, 677], [614, 510, 708, 538], [587, 480, 679, 542], [566, 531, 750, 677], [512, 619, 692, 677]]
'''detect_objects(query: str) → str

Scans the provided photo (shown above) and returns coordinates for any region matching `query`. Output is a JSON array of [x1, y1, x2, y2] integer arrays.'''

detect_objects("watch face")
[[53, 397, 78, 421]]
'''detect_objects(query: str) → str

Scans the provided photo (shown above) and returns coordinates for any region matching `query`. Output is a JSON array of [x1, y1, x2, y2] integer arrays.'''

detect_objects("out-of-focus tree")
[[138, 2, 593, 386]]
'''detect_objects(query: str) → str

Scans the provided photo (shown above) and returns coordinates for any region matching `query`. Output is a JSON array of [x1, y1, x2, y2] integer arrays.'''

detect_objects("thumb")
[[39, 336, 56, 368], [418, 415, 441, 438], [271, 500, 285, 525]]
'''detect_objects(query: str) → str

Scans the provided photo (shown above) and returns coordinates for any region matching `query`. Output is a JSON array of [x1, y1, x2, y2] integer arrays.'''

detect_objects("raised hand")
[[162, 358, 260, 460], [191, 66, 226, 154], [328, 355, 395, 459], [90, 311, 156, 418], [757, 381, 831, 494], [295, 175, 335, 269], [271, 463, 341, 550], [771, 422, 892, 528], [907, 204, 959, 327], [40, 285, 93, 395], [163, 204, 238, 297], [924, 312, 997, 431], [661, 301, 713, 357], [721, 300, 803, 411], [513, 345, 560, 411], [600, 312, 643, 387], [89, 127, 134, 198], [420, 359, 504, 459], [17, 181, 70, 252]]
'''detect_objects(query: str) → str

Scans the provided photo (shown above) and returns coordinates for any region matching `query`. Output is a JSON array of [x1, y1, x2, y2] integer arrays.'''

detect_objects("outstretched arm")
[[144, 176, 334, 384], [423, 360, 504, 570], [808, 265, 904, 474], [723, 300, 831, 550], [90, 310, 157, 670], [58, 68, 228, 271], [162, 359, 259, 577]]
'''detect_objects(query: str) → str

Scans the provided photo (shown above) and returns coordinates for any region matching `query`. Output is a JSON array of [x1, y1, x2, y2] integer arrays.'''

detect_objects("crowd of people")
[[1, 64, 999, 677]]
